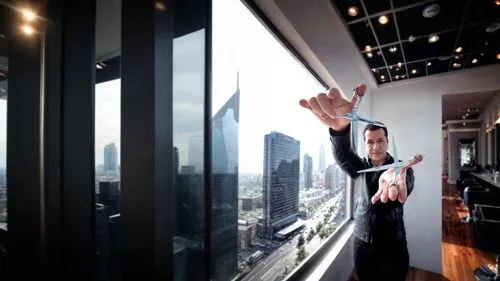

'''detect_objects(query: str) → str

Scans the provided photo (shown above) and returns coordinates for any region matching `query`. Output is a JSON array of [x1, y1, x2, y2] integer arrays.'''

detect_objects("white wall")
[[371, 86, 442, 274]]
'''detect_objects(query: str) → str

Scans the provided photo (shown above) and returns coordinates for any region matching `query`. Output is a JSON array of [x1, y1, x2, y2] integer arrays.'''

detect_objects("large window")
[[212, 0, 349, 280]]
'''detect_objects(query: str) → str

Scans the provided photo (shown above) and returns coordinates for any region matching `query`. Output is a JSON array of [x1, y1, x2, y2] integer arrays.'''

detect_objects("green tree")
[[297, 234, 305, 248], [296, 245, 307, 263]]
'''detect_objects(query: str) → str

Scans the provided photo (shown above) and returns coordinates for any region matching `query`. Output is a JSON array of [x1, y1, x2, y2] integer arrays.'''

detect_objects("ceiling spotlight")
[[348, 6, 359, 17], [472, 58, 478, 64], [395, 75, 399, 79], [412, 69, 417, 74], [378, 15, 389, 25], [371, 68, 376, 72], [381, 75, 385, 79], [21, 25, 34, 35], [486, 22, 500, 33], [496, 0, 500, 6], [497, 53, 500, 59], [21, 8, 36, 22], [453, 62, 461, 68], [422, 4, 440, 18], [428, 34, 439, 43], [455, 47, 463, 53], [367, 52, 373, 58], [365, 45, 372, 52], [389, 46, 397, 53], [397, 62, 402, 67], [427, 62, 432, 66], [408, 35, 416, 42]]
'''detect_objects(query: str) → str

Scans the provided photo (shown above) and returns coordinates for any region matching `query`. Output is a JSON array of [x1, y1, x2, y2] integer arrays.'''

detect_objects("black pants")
[[353, 237, 409, 281]]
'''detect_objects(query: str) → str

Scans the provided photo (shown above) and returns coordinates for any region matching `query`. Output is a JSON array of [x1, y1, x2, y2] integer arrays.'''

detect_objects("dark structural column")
[[43, 0, 96, 278], [121, 0, 174, 279], [6, 0, 43, 277]]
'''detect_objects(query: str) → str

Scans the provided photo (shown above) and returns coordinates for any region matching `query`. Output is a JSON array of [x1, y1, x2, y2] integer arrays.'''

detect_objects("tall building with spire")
[[211, 71, 240, 281]]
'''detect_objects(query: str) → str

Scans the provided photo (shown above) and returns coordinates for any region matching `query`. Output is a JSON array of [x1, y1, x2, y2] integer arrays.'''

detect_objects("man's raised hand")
[[299, 84, 367, 131]]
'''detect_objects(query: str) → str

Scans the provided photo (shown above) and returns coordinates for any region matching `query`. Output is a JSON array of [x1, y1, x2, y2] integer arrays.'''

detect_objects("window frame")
[[239, 0, 355, 280]]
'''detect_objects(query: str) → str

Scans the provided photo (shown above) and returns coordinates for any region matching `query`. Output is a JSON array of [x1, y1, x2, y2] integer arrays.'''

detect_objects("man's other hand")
[[298, 84, 367, 131]]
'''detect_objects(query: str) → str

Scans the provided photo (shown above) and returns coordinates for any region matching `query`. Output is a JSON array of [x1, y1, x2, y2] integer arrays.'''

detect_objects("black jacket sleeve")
[[329, 125, 365, 179], [405, 167, 415, 196]]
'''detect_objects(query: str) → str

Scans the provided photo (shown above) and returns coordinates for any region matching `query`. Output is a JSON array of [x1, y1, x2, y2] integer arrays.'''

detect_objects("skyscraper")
[[263, 131, 300, 237], [319, 143, 325, 172], [211, 72, 240, 281], [303, 153, 313, 189], [104, 143, 118, 171]]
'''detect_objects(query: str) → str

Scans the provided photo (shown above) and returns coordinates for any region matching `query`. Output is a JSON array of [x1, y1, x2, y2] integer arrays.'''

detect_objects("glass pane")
[[94, 0, 121, 279], [212, 0, 349, 280], [0, 4, 7, 273], [173, 22, 206, 281]]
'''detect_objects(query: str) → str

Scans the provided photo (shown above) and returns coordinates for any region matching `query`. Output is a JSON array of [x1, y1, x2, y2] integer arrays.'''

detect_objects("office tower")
[[303, 153, 313, 189], [211, 72, 240, 280], [174, 146, 179, 175], [263, 131, 300, 237], [104, 143, 118, 171], [325, 164, 333, 191], [319, 143, 325, 172], [98, 181, 121, 217]]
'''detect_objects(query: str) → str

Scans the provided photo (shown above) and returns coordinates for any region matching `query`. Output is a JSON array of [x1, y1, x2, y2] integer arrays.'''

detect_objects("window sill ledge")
[[284, 220, 354, 281]]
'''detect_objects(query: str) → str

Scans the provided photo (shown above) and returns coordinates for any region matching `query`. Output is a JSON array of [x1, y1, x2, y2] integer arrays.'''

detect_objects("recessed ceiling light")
[[408, 35, 416, 42], [496, 0, 500, 6], [472, 58, 478, 64], [21, 9, 36, 22], [21, 25, 34, 35], [427, 62, 432, 66], [395, 75, 399, 79], [455, 47, 463, 53], [453, 62, 461, 68], [486, 22, 500, 33], [367, 52, 373, 58], [463, 122, 466, 126], [371, 68, 376, 72], [365, 45, 372, 52], [397, 62, 402, 67], [428, 35, 439, 43], [422, 4, 440, 18], [412, 69, 417, 74], [348, 6, 359, 17], [497, 53, 500, 59], [381, 75, 385, 79], [378, 15, 389, 25], [389, 46, 397, 53]]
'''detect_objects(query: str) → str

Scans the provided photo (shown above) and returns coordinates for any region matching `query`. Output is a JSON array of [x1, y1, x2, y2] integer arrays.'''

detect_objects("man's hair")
[[363, 123, 388, 140]]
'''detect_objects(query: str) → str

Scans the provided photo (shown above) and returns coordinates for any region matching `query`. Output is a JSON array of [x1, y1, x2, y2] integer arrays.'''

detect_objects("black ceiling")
[[332, 0, 500, 85]]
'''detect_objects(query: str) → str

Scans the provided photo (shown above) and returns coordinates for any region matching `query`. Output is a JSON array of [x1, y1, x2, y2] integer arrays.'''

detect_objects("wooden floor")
[[350, 180, 495, 281]]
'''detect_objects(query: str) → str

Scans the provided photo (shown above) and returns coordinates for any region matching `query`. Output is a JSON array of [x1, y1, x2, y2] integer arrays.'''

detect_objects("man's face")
[[364, 128, 388, 163]]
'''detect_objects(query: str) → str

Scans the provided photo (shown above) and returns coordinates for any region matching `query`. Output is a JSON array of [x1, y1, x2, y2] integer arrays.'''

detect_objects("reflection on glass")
[[173, 29, 206, 281], [212, 0, 349, 280], [211, 73, 239, 280]]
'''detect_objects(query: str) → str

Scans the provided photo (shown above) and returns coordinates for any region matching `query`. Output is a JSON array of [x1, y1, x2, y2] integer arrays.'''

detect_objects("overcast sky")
[[0, 0, 337, 174]]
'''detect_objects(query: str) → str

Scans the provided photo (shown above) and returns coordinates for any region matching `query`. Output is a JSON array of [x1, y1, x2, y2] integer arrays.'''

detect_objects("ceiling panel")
[[332, 0, 500, 85]]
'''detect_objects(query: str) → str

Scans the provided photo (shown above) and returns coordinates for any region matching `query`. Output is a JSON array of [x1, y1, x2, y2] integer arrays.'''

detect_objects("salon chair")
[[473, 204, 500, 281], [462, 183, 494, 223]]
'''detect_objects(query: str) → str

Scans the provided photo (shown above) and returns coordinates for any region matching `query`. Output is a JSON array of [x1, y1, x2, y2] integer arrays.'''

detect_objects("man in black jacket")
[[299, 84, 423, 281]]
